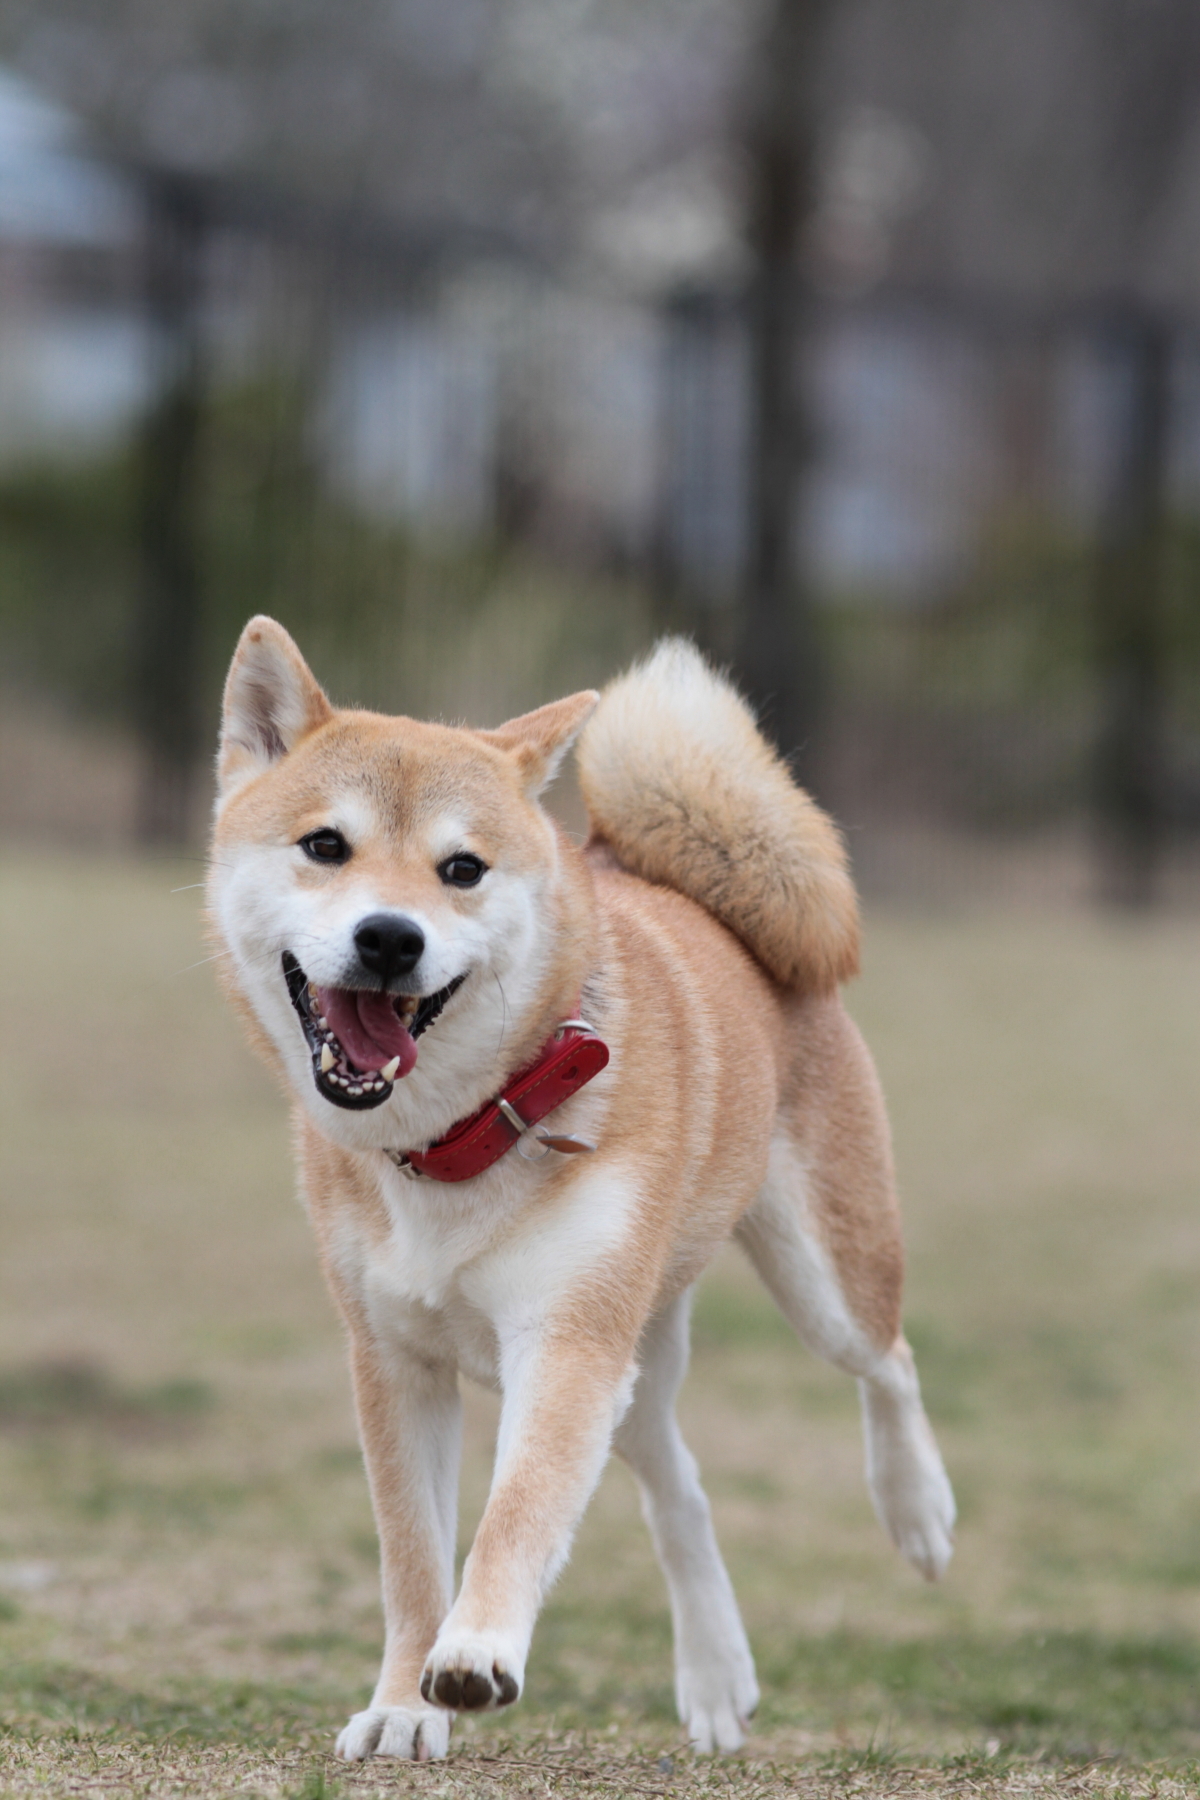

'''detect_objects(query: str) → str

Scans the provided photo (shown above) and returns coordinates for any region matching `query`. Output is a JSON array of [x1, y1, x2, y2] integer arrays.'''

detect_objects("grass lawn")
[[2, 851, 1200, 1797]]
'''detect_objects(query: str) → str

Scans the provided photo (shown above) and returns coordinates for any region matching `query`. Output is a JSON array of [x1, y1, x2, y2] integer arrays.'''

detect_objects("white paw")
[[676, 1648, 760, 1754], [895, 1497, 955, 1582], [870, 1417, 957, 1582], [421, 1630, 524, 1713], [335, 1704, 451, 1762]]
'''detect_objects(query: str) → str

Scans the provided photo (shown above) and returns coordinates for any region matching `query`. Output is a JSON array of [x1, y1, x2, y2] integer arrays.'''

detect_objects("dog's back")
[[577, 639, 859, 996]]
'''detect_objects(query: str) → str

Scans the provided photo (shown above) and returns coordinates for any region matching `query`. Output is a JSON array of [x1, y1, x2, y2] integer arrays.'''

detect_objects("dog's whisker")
[[492, 973, 509, 1056], [172, 950, 234, 975]]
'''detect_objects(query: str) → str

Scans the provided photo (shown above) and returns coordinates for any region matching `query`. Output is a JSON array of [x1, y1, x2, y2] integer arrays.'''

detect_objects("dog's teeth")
[[308, 983, 318, 1001], [380, 1056, 401, 1081], [320, 1044, 335, 1073]]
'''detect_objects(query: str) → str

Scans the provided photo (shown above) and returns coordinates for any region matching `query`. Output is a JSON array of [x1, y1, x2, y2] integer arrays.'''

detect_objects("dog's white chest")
[[362, 1241, 502, 1387], [342, 1150, 634, 1392], [351, 1167, 533, 1386]]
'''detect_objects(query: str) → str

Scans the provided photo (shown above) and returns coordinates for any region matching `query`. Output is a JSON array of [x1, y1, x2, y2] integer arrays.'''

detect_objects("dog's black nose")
[[354, 913, 425, 983]]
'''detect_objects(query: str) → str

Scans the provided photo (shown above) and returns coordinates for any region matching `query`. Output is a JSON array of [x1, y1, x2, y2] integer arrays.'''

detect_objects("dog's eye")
[[438, 853, 486, 888], [300, 828, 350, 864]]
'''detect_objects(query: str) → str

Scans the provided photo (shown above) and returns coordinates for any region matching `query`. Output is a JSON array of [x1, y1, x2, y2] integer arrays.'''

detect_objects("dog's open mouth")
[[283, 953, 466, 1111]]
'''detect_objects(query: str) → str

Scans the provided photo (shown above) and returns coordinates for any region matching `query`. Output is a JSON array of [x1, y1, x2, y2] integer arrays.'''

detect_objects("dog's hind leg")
[[613, 1290, 759, 1754], [735, 1015, 955, 1582]]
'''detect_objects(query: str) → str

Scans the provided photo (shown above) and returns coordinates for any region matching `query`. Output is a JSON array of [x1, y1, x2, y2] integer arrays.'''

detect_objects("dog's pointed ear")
[[218, 616, 332, 796], [478, 690, 599, 797]]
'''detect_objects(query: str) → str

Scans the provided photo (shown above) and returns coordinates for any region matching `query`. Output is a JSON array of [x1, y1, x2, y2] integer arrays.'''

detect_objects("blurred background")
[[2, 0, 1200, 905], [4, 2, 1200, 1781]]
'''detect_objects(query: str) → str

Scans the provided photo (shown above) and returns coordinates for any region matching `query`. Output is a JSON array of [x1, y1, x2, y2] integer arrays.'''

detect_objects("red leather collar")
[[385, 1021, 609, 1183]]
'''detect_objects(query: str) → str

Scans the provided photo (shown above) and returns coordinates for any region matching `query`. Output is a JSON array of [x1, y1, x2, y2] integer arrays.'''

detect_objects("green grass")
[[3, 1632, 1198, 1755], [0, 1660, 343, 1747], [4, 1653, 1200, 1798], [0, 1361, 213, 1432], [2, 852, 1200, 1796]]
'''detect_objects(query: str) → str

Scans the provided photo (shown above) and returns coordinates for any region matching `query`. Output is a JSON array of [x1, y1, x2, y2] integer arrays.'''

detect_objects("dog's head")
[[208, 617, 598, 1153]]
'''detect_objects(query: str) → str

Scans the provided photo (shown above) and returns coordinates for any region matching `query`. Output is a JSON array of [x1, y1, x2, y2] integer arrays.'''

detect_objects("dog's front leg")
[[335, 1321, 462, 1763], [421, 1320, 636, 1714]]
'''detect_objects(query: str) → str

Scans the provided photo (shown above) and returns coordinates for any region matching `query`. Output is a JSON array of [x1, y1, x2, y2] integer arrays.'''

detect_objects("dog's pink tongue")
[[317, 988, 418, 1078]]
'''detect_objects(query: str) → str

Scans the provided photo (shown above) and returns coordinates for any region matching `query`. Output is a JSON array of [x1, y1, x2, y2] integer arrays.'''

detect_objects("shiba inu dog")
[[207, 619, 955, 1763]]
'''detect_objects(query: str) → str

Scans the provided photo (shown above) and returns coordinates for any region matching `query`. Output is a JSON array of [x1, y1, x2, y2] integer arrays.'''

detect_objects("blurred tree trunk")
[[1093, 307, 1170, 907], [1086, 1, 1200, 905], [133, 173, 207, 846], [737, 0, 833, 786]]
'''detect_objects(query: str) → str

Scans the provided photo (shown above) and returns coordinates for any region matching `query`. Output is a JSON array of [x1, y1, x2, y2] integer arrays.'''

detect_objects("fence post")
[[654, 288, 734, 642], [1093, 305, 1170, 906], [133, 171, 207, 846], [737, 0, 833, 786]]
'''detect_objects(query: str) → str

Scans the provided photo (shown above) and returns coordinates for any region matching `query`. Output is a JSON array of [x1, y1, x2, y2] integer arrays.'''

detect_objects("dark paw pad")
[[419, 1670, 433, 1702], [433, 1670, 464, 1709], [460, 1671, 494, 1710], [494, 1666, 519, 1707]]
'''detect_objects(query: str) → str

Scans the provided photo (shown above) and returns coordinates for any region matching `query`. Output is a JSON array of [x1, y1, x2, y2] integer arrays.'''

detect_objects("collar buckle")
[[382, 1014, 608, 1184], [554, 1017, 596, 1038], [383, 1147, 425, 1180], [495, 1096, 528, 1136]]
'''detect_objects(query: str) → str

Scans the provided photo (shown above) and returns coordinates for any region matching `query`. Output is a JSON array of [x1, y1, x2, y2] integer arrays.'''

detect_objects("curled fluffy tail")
[[576, 640, 859, 991]]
